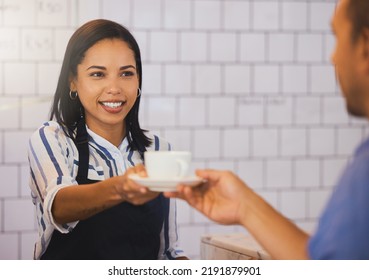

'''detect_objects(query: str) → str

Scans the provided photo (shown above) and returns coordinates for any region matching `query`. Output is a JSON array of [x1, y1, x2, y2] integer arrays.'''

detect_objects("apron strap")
[[75, 117, 89, 184]]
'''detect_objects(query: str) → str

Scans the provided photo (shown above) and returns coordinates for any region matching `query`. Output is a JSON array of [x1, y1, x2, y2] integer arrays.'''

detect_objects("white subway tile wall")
[[0, 0, 365, 260]]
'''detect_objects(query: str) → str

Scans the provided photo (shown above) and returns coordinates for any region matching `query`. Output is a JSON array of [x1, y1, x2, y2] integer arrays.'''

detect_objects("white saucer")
[[129, 174, 204, 192]]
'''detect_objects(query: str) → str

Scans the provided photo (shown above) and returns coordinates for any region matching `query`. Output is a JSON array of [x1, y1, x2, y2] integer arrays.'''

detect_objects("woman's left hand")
[[116, 164, 160, 205]]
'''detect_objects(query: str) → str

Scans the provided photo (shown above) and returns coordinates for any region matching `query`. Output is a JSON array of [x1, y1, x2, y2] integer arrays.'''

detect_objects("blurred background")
[[0, 0, 366, 259]]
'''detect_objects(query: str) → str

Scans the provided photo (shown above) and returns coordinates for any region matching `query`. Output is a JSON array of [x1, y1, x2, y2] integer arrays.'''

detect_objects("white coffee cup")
[[144, 151, 191, 179]]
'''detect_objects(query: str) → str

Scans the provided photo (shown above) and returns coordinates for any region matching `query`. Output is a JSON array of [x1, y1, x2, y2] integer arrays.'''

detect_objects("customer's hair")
[[50, 19, 151, 157], [347, 0, 369, 42]]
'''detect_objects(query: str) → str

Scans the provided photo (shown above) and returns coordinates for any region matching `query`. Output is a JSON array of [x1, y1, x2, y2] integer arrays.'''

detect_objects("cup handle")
[[176, 159, 189, 178]]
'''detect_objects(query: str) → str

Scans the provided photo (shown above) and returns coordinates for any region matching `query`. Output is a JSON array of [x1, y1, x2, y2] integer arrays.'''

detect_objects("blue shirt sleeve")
[[308, 144, 369, 259]]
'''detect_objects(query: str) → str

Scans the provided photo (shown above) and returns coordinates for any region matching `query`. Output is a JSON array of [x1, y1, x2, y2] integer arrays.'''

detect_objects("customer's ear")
[[359, 28, 369, 74]]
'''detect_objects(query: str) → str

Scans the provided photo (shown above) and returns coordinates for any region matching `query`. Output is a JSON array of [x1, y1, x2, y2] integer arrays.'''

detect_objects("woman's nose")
[[107, 88, 121, 94], [106, 79, 122, 95]]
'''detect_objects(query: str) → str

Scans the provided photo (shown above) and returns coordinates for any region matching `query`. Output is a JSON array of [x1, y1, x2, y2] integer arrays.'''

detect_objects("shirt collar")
[[85, 125, 129, 153]]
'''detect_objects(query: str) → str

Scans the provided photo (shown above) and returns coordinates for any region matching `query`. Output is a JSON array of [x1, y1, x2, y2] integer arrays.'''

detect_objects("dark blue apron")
[[41, 121, 167, 259]]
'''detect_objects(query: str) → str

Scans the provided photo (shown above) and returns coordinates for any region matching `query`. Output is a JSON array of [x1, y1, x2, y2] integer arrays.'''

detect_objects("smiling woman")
[[50, 19, 149, 154], [27, 19, 187, 260], [69, 38, 139, 146]]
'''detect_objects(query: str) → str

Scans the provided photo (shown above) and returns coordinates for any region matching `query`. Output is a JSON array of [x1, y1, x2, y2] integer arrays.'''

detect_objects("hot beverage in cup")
[[144, 151, 191, 179]]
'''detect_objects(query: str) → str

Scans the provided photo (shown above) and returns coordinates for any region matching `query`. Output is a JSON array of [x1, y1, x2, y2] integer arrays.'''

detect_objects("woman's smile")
[[99, 100, 127, 113]]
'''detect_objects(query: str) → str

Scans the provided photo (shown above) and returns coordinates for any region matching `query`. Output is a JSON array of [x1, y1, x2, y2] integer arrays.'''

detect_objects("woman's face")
[[70, 38, 139, 135]]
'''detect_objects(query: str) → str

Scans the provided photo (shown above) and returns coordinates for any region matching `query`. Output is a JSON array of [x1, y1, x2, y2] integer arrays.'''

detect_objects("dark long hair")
[[347, 0, 369, 42], [50, 19, 151, 157]]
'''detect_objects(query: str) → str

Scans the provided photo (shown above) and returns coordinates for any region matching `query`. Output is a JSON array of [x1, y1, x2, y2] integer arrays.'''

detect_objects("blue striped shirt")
[[28, 121, 185, 260]]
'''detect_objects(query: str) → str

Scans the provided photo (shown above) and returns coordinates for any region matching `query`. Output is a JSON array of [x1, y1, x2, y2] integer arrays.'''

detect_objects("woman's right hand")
[[113, 164, 160, 205]]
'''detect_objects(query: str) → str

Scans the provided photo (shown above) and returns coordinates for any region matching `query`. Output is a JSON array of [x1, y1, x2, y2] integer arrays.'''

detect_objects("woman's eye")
[[121, 71, 134, 77], [90, 72, 104, 77]]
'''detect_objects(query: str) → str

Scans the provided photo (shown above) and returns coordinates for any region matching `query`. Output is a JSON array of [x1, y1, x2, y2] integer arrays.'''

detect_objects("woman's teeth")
[[101, 102, 123, 108]]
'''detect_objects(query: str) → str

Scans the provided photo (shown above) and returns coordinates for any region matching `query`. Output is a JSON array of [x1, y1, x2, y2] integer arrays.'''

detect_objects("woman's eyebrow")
[[120, 65, 136, 70], [86, 65, 105, 71], [86, 65, 136, 71]]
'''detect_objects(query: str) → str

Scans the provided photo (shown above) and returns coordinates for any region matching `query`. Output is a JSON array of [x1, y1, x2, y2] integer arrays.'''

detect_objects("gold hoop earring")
[[137, 88, 141, 98], [69, 91, 78, 100]]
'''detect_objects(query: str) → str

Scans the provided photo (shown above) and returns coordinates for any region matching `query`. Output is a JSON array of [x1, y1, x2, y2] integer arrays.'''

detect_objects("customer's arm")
[[165, 169, 310, 260], [238, 184, 310, 259]]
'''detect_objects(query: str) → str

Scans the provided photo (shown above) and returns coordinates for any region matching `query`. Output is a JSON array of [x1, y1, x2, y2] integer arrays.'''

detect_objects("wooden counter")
[[200, 233, 271, 260]]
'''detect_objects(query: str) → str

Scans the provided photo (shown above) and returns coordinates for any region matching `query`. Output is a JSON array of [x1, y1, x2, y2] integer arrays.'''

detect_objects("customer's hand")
[[114, 164, 160, 205], [164, 169, 250, 225]]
